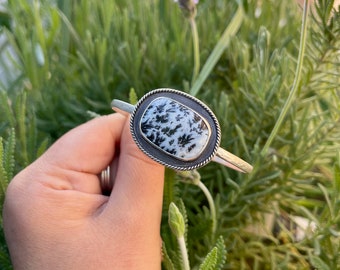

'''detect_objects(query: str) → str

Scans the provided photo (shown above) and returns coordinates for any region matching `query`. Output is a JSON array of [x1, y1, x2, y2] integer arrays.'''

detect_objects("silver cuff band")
[[111, 89, 253, 173]]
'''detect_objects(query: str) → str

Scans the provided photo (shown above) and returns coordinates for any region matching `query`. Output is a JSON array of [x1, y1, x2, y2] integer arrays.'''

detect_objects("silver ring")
[[100, 166, 113, 195], [111, 88, 253, 173]]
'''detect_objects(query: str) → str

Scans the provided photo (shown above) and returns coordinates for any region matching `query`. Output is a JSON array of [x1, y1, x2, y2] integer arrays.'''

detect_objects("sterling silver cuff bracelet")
[[112, 88, 253, 173]]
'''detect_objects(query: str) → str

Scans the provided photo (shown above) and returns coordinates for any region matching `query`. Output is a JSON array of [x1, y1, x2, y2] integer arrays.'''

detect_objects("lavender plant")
[[0, 0, 340, 269]]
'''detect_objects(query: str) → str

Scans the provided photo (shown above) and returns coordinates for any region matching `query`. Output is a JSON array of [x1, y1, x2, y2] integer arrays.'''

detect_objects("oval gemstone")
[[140, 97, 211, 161]]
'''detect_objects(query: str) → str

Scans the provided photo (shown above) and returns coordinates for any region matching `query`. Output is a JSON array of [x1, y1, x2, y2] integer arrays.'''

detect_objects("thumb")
[[105, 117, 165, 223]]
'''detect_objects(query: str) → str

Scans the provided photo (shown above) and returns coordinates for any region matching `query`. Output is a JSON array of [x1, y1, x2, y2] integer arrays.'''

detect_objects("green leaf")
[[162, 242, 176, 270], [334, 155, 340, 197], [129, 88, 138, 105], [309, 254, 330, 270], [163, 168, 178, 214], [0, 137, 8, 197], [199, 247, 217, 270], [235, 124, 250, 158], [0, 90, 15, 127], [15, 91, 28, 165], [215, 236, 227, 269], [3, 129, 16, 183], [36, 137, 49, 158]]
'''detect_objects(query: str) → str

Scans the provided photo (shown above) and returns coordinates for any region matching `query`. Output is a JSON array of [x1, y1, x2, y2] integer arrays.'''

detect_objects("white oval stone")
[[140, 97, 211, 161]]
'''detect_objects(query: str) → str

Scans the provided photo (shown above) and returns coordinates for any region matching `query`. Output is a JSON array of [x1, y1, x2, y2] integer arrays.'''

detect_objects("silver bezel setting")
[[130, 88, 221, 171]]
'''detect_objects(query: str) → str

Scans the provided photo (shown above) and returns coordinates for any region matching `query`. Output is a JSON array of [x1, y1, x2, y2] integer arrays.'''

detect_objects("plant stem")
[[189, 3, 244, 96], [178, 235, 190, 270], [190, 17, 200, 84], [261, 0, 309, 156], [197, 180, 217, 235]]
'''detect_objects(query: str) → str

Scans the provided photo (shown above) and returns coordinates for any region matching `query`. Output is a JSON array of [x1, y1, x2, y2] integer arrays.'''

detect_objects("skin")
[[3, 113, 165, 270]]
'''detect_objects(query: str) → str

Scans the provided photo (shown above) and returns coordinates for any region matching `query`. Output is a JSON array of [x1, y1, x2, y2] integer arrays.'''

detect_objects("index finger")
[[41, 113, 126, 174]]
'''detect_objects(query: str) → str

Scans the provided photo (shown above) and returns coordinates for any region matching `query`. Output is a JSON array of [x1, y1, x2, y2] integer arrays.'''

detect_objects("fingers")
[[5, 112, 165, 267], [41, 114, 126, 174], [104, 118, 165, 224], [11, 111, 164, 220], [28, 112, 165, 212], [100, 118, 165, 265], [25, 114, 126, 194]]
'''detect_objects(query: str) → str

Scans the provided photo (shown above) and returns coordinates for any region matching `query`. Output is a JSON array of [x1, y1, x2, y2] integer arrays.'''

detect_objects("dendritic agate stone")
[[140, 97, 211, 161]]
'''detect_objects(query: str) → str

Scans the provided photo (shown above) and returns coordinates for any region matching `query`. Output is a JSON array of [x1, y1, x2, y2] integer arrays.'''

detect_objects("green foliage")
[[199, 247, 218, 270], [0, 0, 339, 269], [0, 134, 14, 270], [128, 88, 139, 105], [162, 241, 176, 270], [199, 236, 227, 270], [0, 129, 15, 197], [214, 236, 227, 269], [0, 89, 48, 269]]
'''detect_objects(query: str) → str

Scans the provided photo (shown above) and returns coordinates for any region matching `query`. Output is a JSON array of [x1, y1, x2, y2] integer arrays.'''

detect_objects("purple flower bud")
[[174, 0, 198, 19]]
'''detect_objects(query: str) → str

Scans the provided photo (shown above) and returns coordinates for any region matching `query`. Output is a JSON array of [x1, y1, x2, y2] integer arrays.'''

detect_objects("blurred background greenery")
[[0, 0, 340, 269]]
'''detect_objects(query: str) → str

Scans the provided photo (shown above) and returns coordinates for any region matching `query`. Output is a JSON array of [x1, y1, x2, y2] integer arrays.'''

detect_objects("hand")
[[3, 113, 165, 270]]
